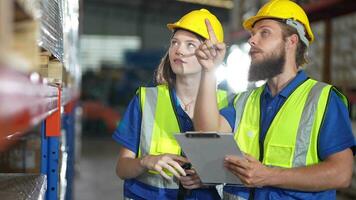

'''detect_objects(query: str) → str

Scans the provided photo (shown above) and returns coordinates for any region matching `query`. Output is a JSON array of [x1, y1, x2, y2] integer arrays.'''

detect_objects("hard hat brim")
[[243, 15, 278, 31], [167, 23, 208, 40], [243, 15, 314, 43]]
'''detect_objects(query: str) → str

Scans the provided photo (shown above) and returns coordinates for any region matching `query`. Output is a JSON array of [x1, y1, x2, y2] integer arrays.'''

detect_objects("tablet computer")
[[174, 132, 243, 185]]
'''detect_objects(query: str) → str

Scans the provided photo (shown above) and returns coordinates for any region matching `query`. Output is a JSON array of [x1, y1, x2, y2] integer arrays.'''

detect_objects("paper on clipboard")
[[174, 132, 243, 185]]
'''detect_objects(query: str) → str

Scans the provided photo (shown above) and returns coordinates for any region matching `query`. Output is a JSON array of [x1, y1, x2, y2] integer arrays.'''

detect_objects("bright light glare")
[[30, 72, 40, 83], [216, 43, 251, 92], [255, 80, 266, 87]]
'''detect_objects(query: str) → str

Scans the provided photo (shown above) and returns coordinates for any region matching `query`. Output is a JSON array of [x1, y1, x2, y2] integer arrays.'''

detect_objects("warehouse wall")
[[306, 12, 356, 89], [82, 0, 230, 50]]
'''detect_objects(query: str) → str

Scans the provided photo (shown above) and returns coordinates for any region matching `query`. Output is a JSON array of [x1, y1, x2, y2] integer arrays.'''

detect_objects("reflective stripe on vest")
[[233, 88, 262, 159], [233, 90, 254, 133], [233, 79, 332, 168], [292, 81, 328, 167], [136, 85, 230, 189], [137, 85, 181, 189]]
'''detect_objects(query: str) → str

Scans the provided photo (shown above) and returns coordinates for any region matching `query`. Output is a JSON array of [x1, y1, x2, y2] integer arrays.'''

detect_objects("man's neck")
[[267, 64, 298, 97]]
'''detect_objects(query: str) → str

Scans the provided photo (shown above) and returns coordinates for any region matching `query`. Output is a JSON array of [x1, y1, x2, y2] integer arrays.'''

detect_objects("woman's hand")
[[195, 19, 226, 72], [179, 168, 204, 189], [140, 154, 188, 180]]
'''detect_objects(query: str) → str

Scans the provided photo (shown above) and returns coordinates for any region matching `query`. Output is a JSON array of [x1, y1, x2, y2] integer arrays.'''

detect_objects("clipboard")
[[174, 132, 243, 185]]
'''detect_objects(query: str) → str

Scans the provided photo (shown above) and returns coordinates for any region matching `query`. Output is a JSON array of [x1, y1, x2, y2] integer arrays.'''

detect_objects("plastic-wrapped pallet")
[[62, 0, 80, 87], [39, 0, 64, 62], [14, 0, 66, 63], [0, 173, 46, 200]]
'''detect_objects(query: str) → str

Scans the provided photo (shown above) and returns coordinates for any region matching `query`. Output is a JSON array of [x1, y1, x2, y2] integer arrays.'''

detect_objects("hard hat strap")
[[285, 19, 309, 47]]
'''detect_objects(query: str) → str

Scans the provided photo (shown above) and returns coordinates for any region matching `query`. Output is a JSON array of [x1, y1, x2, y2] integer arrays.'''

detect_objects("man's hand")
[[224, 154, 272, 187], [195, 19, 226, 72], [140, 154, 188, 180]]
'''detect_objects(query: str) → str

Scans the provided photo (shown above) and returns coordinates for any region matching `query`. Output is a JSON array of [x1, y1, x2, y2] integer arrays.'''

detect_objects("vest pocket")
[[156, 138, 181, 155], [265, 144, 294, 168]]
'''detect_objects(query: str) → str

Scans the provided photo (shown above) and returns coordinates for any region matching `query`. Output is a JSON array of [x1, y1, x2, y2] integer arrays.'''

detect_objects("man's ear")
[[286, 34, 299, 49]]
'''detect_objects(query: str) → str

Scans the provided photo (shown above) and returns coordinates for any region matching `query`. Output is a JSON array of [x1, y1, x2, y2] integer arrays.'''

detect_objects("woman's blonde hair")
[[154, 52, 175, 88]]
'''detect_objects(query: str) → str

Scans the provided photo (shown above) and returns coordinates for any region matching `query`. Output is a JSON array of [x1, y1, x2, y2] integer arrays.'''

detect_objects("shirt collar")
[[171, 88, 180, 107], [264, 70, 308, 98]]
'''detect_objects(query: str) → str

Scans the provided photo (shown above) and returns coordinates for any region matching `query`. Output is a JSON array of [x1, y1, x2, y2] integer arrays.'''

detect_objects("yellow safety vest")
[[136, 84, 233, 189], [233, 79, 348, 168]]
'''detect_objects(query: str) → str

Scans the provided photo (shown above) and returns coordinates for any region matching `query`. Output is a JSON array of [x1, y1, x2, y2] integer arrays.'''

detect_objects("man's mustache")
[[249, 47, 263, 56]]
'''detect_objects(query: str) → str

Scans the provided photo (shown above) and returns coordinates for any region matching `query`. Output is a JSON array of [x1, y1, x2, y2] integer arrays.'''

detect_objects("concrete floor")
[[74, 122, 356, 200], [74, 137, 123, 200]]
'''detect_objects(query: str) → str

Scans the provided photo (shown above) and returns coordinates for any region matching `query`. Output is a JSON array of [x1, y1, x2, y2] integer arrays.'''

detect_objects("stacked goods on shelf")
[[39, 50, 51, 77], [39, 50, 66, 85], [0, 0, 40, 73], [0, 0, 68, 80], [306, 12, 356, 89], [48, 60, 65, 84], [0, 132, 41, 173]]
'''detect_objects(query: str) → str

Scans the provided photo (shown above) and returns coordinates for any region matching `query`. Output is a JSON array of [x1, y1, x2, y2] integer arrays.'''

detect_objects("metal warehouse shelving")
[[0, 68, 79, 200], [0, 0, 80, 199]]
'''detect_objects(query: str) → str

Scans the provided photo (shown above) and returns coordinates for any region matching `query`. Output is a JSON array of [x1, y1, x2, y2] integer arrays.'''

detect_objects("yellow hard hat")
[[167, 9, 224, 42], [243, 0, 314, 45]]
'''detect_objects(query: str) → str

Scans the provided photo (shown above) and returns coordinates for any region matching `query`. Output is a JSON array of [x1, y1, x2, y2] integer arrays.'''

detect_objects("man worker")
[[193, 0, 356, 199]]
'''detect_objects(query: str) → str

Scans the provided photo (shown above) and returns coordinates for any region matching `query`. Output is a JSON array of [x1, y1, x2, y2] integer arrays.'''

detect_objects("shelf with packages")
[[0, 65, 79, 200], [0, 0, 80, 200], [0, 65, 80, 152], [0, 67, 58, 152]]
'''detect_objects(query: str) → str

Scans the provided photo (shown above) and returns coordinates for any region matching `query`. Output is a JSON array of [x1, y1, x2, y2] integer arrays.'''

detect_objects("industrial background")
[[0, 0, 355, 199]]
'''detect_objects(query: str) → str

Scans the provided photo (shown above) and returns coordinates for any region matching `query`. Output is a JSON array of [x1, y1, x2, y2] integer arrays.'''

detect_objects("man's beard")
[[248, 48, 285, 82]]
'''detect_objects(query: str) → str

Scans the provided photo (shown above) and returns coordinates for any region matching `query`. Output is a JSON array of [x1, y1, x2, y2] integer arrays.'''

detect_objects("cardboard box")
[[48, 60, 64, 83], [0, 0, 14, 62], [13, 20, 40, 72]]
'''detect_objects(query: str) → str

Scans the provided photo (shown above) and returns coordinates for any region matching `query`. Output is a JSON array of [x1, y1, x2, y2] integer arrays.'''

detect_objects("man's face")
[[247, 19, 286, 82]]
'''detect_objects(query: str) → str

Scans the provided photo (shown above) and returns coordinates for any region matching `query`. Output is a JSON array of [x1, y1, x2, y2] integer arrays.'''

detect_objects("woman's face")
[[168, 29, 203, 76]]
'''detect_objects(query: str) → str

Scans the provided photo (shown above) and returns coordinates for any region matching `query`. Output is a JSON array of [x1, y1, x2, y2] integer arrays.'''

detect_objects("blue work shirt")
[[113, 88, 221, 200], [220, 70, 356, 200]]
